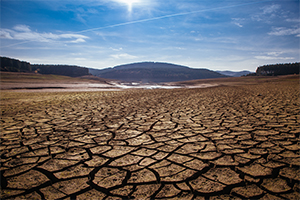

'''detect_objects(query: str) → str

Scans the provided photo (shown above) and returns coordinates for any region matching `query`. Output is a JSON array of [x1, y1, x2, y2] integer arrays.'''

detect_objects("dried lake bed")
[[0, 75, 299, 199], [0, 80, 217, 92]]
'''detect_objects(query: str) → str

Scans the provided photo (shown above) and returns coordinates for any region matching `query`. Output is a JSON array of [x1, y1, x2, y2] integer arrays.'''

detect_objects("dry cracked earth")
[[0, 77, 299, 199]]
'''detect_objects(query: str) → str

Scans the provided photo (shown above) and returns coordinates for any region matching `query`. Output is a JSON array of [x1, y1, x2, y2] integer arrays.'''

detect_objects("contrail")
[[1, 40, 31, 48], [1, 0, 270, 48], [76, 0, 271, 34]]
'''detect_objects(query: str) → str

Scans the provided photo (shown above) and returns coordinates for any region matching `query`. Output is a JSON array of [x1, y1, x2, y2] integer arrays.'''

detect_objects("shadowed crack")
[[0, 170, 8, 189], [1, 77, 299, 199]]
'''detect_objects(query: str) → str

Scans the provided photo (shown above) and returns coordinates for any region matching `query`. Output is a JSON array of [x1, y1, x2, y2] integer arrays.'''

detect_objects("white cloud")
[[163, 46, 186, 50], [262, 4, 281, 14], [0, 25, 89, 43], [95, 31, 122, 41], [95, 31, 121, 37], [0, 30, 13, 39], [268, 26, 300, 37], [13, 25, 31, 32], [255, 50, 296, 61], [251, 4, 280, 22], [267, 52, 284, 56], [231, 18, 244, 28], [255, 56, 294, 60], [286, 18, 300, 23], [111, 53, 138, 59], [68, 38, 87, 43], [59, 33, 88, 39], [76, 13, 86, 24], [233, 22, 243, 28], [110, 47, 123, 51], [74, 58, 86, 61]]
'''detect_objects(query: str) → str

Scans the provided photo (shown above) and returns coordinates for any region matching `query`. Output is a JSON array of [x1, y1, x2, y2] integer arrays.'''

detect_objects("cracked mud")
[[1, 78, 299, 199]]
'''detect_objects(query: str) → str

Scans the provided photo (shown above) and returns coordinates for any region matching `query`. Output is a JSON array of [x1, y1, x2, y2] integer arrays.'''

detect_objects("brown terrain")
[[0, 72, 116, 92], [0, 74, 299, 199]]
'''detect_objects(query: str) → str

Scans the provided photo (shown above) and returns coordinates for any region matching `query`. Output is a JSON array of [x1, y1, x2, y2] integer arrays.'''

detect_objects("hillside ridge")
[[2, 56, 298, 83], [216, 70, 253, 77], [89, 62, 226, 83]]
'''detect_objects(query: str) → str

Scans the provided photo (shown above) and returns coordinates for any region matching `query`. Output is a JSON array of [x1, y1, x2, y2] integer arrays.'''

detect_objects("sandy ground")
[[0, 72, 218, 92], [1, 72, 298, 92], [0, 75, 299, 199], [0, 72, 119, 92]]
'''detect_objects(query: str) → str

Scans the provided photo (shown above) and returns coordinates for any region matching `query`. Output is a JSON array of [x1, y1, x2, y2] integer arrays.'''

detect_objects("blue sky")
[[1, 0, 299, 71]]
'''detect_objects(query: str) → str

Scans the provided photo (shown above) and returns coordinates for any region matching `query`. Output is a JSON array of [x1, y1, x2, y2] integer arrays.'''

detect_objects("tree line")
[[1, 57, 31, 72], [31, 64, 89, 77], [1, 56, 299, 78], [0, 56, 89, 77], [255, 62, 299, 76]]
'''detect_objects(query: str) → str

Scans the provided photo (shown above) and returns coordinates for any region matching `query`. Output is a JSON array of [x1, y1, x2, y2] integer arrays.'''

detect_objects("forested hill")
[[1, 57, 31, 72], [2, 56, 299, 81], [0, 56, 89, 77], [256, 63, 299, 76], [31, 65, 89, 77], [89, 62, 227, 83]]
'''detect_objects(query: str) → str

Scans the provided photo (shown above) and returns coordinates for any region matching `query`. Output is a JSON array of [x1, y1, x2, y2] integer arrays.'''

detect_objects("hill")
[[256, 62, 299, 76], [89, 62, 226, 83], [1, 57, 31, 72], [216, 70, 252, 77], [1, 56, 89, 77], [32, 64, 89, 77]]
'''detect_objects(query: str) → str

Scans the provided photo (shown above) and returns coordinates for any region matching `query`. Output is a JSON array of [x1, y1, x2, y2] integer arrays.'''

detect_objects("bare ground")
[[0, 75, 299, 199], [0, 72, 116, 92]]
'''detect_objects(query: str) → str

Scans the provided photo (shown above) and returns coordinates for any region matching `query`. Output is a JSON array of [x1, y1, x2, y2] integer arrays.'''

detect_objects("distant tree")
[[0, 56, 89, 77], [245, 73, 256, 76], [0, 57, 31, 72], [31, 64, 89, 77], [256, 62, 299, 76]]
